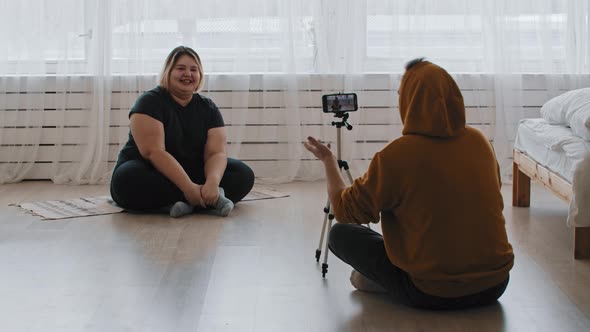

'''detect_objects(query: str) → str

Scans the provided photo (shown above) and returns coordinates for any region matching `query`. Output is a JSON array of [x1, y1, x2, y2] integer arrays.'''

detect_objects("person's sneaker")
[[349, 270, 388, 293]]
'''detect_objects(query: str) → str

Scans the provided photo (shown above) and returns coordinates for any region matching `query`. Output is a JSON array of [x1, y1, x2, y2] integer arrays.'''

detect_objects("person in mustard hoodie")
[[304, 58, 514, 310]]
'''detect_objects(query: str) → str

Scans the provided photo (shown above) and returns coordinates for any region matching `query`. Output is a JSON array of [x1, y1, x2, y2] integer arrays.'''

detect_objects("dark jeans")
[[110, 157, 255, 211], [328, 223, 509, 310]]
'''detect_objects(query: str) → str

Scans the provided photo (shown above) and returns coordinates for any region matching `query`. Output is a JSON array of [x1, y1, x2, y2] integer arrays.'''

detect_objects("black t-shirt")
[[115, 86, 224, 172]]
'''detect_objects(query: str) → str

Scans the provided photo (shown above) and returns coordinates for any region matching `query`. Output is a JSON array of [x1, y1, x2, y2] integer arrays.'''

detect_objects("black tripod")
[[315, 111, 354, 277]]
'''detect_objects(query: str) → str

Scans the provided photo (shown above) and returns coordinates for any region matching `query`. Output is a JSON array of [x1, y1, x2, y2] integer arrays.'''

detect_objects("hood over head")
[[398, 61, 466, 138]]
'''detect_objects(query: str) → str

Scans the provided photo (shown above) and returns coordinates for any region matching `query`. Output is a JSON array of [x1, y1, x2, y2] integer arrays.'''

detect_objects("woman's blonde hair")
[[159, 46, 204, 92]]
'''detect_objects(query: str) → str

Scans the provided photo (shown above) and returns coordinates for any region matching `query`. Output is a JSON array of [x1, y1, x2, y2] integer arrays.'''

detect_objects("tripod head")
[[331, 111, 353, 130]]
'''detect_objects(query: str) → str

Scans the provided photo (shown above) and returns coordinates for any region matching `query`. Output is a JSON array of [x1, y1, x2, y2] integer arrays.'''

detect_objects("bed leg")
[[574, 227, 590, 259], [512, 161, 530, 207]]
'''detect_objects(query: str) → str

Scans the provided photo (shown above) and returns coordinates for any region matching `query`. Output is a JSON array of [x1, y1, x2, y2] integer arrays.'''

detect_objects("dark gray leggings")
[[110, 157, 255, 211], [328, 223, 509, 310]]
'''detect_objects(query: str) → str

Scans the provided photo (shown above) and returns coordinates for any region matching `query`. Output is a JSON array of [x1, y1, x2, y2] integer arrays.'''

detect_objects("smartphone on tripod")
[[322, 93, 358, 113], [315, 93, 358, 277]]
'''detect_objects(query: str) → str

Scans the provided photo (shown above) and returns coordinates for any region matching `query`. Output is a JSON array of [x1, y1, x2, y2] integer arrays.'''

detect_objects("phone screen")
[[322, 93, 358, 113]]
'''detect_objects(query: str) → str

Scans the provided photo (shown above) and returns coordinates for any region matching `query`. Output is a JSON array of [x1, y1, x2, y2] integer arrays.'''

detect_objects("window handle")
[[78, 29, 93, 39]]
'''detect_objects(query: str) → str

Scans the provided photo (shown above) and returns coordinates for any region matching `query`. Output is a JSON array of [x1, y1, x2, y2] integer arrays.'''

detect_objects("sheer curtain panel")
[[0, 0, 588, 184]]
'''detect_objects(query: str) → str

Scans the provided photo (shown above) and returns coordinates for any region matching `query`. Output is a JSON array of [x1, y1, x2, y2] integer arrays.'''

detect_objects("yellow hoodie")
[[332, 61, 514, 298]]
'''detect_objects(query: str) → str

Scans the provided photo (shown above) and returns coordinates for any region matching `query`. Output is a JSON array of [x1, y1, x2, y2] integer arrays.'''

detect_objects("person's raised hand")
[[184, 183, 206, 208], [201, 181, 220, 207], [303, 136, 334, 162]]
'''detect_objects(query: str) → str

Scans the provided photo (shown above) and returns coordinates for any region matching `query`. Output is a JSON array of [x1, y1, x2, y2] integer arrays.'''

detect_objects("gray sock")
[[169, 201, 194, 218], [208, 187, 234, 217]]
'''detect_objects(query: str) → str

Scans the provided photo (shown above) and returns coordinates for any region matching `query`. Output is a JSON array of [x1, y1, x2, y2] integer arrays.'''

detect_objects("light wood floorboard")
[[0, 181, 589, 331]]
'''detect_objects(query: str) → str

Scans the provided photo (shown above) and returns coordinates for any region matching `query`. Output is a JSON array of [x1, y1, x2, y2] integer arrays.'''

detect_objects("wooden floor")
[[0, 180, 589, 332]]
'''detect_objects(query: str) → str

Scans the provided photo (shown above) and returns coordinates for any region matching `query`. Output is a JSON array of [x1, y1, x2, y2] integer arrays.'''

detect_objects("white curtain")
[[362, 0, 590, 180], [1, 0, 589, 184]]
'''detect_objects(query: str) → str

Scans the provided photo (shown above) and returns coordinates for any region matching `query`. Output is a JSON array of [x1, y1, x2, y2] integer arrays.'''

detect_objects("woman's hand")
[[303, 136, 334, 162], [201, 181, 220, 207], [184, 183, 206, 208]]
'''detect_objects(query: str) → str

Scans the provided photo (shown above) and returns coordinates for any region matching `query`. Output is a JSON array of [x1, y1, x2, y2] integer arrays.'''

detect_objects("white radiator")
[[0, 73, 587, 180]]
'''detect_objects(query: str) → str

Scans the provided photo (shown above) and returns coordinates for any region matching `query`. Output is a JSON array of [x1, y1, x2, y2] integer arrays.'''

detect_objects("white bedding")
[[540, 87, 590, 140], [514, 118, 590, 227]]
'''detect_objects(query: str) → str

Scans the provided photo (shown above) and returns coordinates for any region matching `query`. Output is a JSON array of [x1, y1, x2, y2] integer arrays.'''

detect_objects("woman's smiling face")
[[168, 54, 200, 96]]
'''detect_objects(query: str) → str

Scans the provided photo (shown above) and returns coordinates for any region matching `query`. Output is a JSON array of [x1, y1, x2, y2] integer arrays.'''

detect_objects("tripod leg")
[[317, 160, 351, 276], [321, 206, 335, 278], [316, 197, 330, 262], [342, 166, 354, 185]]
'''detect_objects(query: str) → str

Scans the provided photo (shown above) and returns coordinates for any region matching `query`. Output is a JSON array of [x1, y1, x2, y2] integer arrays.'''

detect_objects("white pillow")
[[568, 104, 590, 140], [540, 87, 590, 140]]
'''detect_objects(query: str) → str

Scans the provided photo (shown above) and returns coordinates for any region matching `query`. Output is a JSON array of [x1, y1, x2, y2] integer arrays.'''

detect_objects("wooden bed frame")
[[512, 148, 590, 259]]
